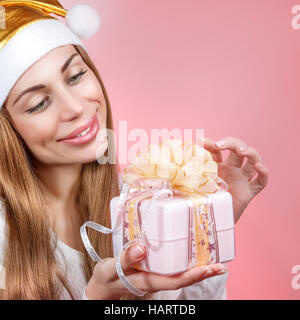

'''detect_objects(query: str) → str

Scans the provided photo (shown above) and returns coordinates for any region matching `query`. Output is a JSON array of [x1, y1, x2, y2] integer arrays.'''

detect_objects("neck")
[[34, 160, 83, 206], [32, 159, 86, 252]]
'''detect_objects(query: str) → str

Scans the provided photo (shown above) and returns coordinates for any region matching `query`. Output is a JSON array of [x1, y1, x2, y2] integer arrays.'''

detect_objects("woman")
[[0, 2, 269, 300]]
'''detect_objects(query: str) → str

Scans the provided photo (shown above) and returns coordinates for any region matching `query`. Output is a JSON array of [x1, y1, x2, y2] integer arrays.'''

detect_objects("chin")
[[79, 140, 109, 164], [79, 151, 98, 163], [96, 140, 109, 162]]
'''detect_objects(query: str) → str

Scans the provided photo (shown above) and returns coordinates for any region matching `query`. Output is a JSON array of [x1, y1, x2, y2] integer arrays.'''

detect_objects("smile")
[[58, 114, 99, 146], [76, 126, 91, 137]]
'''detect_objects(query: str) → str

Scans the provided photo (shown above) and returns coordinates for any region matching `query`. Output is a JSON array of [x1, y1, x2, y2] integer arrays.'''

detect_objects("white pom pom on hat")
[[65, 4, 101, 39]]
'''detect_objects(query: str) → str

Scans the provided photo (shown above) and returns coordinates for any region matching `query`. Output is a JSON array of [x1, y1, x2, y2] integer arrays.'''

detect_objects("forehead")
[[8, 44, 79, 97]]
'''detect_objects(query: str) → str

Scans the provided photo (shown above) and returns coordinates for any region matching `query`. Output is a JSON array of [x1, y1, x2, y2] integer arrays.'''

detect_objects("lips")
[[58, 114, 97, 142]]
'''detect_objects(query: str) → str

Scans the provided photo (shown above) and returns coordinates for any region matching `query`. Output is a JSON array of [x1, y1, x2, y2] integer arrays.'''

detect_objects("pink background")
[[61, 0, 299, 299]]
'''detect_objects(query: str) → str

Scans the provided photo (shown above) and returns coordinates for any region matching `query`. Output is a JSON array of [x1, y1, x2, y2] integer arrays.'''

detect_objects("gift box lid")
[[110, 191, 234, 242]]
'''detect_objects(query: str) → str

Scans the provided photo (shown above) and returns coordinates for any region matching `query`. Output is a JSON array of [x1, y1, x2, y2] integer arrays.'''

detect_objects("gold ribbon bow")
[[123, 138, 220, 194]]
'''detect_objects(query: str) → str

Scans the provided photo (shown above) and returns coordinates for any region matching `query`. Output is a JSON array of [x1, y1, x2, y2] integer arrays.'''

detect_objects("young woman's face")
[[4, 45, 108, 165]]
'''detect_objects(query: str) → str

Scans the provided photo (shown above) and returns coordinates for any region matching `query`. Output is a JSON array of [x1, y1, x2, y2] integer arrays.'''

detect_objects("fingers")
[[96, 244, 146, 282], [197, 137, 223, 162], [215, 137, 248, 168], [215, 137, 268, 187], [119, 244, 146, 273], [126, 263, 227, 293], [249, 162, 269, 193], [239, 146, 263, 179], [166, 263, 227, 291], [94, 251, 227, 297]]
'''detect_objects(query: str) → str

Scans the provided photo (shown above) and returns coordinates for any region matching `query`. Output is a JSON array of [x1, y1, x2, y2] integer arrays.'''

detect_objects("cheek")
[[15, 117, 56, 148], [81, 73, 105, 102], [81, 74, 107, 123]]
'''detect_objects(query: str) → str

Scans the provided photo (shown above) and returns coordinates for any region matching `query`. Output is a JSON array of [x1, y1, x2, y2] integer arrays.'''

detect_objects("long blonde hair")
[[0, 44, 120, 299]]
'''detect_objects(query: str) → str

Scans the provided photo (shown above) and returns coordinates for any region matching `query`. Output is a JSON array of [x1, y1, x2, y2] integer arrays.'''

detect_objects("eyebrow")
[[13, 53, 80, 106]]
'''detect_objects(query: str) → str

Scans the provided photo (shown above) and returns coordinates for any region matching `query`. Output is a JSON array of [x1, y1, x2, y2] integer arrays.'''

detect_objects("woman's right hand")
[[85, 244, 227, 300]]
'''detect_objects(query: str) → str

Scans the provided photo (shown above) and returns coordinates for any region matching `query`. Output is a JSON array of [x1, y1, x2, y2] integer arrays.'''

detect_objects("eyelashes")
[[27, 69, 88, 114], [27, 96, 49, 114], [68, 69, 87, 85]]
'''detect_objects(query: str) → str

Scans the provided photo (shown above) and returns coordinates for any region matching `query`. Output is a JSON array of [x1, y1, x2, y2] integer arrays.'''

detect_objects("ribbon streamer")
[[80, 220, 148, 297]]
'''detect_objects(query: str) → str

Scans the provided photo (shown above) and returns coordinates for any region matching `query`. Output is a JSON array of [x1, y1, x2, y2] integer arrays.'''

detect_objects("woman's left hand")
[[198, 136, 269, 223]]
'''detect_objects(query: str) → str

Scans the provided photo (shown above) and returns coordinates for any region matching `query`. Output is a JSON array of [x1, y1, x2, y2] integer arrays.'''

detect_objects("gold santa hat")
[[0, 0, 101, 108]]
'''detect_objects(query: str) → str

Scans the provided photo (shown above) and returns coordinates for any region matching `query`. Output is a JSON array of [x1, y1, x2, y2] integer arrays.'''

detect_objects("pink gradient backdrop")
[[62, 0, 299, 299]]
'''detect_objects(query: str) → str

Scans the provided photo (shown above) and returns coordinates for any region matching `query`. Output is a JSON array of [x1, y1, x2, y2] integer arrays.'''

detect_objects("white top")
[[0, 175, 228, 300]]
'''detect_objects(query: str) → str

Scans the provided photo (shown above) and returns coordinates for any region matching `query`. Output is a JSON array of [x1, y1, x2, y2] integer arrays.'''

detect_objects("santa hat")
[[0, 0, 101, 108]]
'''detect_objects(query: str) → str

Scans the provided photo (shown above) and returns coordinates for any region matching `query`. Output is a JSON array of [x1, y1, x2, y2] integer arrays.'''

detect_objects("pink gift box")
[[110, 184, 235, 275]]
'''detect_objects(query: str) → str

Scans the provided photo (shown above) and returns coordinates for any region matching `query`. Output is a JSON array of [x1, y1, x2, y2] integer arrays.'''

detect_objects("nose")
[[56, 86, 84, 121]]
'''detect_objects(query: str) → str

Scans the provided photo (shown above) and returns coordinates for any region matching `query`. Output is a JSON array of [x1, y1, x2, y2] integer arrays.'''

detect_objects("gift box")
[[110, 139, 235, 275]]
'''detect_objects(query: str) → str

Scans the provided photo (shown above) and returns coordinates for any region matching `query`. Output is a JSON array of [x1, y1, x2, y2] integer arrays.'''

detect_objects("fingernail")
[[239, 146, 247, 152], [205, 268, 213, 275], [217, 269, 226, 275], [131, 245, 144, 259], [256, 163, 264, 170], [215, 140, 225, 148]]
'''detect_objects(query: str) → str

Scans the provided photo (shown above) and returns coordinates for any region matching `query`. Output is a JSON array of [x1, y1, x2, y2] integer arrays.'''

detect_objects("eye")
[[27, 96, 50, 114], [25, 69, 88, 114], [68, 69, 88, 85]]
